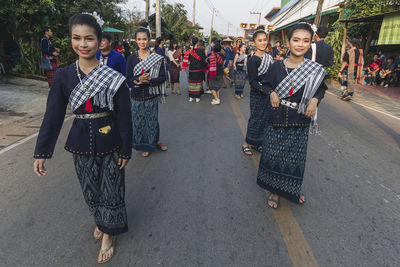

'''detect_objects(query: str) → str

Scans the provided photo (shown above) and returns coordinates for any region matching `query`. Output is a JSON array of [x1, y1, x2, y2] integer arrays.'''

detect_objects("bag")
[[41, 57, 53, 71], [40, 37, 53, 71]]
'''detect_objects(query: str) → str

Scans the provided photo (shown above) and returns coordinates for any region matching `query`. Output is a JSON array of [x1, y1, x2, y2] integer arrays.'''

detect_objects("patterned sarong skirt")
[[131, 97, 160, 152], [209, 76, 222, 91], [256, 125, 309, 203], [73, 151, 128, 235], [245, 90, 269, 147], [234, 70, 246, 95], [188, 81, 203, 98]]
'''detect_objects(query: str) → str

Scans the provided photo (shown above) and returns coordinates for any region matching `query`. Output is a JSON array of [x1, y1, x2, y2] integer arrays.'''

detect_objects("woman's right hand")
[[33, 159, 48, 176], [138, 73, 150, 83], [270, 91, 280, 107]]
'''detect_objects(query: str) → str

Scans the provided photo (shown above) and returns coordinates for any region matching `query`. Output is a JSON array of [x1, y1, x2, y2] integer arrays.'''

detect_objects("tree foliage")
[[160, 1, 204, 43], [0, 0, 130, 74]]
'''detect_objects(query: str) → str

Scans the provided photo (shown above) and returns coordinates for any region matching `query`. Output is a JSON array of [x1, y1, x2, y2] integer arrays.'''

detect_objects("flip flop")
[[98, 236, 116, 264], [268, 195, 279, 209], [156, 143, 168, 151], [242, 146, 253, 156], [141, 151, 150, 157]]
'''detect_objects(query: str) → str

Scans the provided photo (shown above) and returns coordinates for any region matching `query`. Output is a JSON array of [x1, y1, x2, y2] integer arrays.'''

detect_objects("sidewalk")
[[326, 80, 400, 119]]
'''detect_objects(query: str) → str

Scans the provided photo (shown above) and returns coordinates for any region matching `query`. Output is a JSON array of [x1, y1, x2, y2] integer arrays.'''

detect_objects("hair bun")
[[140, 22, 149, 28], [256, 25, 265, 31]]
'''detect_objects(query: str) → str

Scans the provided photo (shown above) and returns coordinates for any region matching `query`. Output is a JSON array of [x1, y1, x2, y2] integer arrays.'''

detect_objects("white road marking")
[[326, 91, 400, 122], [0, 116, 73, 155]]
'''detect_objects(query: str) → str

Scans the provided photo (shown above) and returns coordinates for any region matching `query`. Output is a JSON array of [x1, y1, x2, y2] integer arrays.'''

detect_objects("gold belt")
[[75, 112, 111, 119]]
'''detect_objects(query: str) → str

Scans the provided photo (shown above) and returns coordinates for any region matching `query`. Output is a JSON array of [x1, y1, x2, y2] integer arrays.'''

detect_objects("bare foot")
[[93, 226, 103, 240]]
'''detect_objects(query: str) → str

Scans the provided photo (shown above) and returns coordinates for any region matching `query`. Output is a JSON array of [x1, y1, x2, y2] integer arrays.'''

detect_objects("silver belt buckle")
[[281, 100, 298, 109]]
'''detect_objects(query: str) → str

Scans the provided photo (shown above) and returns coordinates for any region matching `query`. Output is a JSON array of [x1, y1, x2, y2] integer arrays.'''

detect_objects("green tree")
[[160, 1, 203, 43]]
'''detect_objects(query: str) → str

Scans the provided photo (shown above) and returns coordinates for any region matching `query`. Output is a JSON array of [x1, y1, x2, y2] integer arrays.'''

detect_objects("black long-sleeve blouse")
[[33, 64, 133, 159], [261, 60, 327, 127], [126, 52, 166, 101], [247, 55, 269, 92]]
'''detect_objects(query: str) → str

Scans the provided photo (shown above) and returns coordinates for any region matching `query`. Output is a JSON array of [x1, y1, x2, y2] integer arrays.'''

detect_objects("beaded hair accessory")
[[81, 11, 104, 28]]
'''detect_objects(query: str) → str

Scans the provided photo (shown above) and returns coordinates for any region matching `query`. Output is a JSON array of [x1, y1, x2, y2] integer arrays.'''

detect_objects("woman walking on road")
[[207, 42, 225, 105], [168, 40, 181, 95], [242, 26, 273, 156], [233, 43, 248, 99], [182, 37, 206, 102], [126, 24, 168, 157], [33, 13, 132, 264], [256, 23, 327, 209]]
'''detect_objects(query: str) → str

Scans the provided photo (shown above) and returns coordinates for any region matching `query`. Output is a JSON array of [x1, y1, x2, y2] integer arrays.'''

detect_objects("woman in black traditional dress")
[[126, 24, 168, 157], [33, 13, 132, 263], [242, 26, 273, 156], [182, 37, 206, 102], [256, 23, 327, 209]]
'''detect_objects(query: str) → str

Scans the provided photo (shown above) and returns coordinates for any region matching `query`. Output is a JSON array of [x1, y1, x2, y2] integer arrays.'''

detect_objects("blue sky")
[[120, 0, 281, 35]]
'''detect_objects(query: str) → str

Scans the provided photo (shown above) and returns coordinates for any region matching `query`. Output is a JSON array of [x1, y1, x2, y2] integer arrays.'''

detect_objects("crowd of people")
[[32, 12, 393, 264]]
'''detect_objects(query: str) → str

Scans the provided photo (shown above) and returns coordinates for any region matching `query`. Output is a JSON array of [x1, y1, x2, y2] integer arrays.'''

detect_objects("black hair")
[[267, 43, 272, 47], [287, 23, 314, 41], [102, 32, 112, 41], [42, 26, 51, 35], [169, 39, 178, 50], [316, 26, 329, 38], [348, 39, 360, 48], [387, 56, 395, 60], [155, 36, 164, 47], [252, 25, 267, 41], [211, 37, 219, 44], [69, 13, 102, 42], [238, 43, 245, 51], [135, 22, 150, 39], [192, 37, 199, 46], [213, 42, 221, 53]]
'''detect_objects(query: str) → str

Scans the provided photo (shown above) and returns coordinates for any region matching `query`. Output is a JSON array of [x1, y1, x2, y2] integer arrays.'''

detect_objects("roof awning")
[[103, 26, 124, 33], [270, 8, 339, 33]]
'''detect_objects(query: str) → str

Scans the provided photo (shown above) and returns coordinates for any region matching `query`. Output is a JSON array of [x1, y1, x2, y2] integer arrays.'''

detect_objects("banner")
[[378, 13, 400, 45]]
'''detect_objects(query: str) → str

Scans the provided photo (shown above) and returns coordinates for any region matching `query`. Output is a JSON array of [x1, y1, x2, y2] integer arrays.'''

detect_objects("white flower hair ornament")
[[82, 11, 105, 28], [298, 21, 318, 38]]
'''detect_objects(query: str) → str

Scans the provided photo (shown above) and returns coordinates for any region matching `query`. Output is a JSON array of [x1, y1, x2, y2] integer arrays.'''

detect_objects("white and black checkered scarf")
[[275, 59, 325, 115], [133, 53, 166, 102], [69, 63, 126, 112], [257, 53, 273, 76]]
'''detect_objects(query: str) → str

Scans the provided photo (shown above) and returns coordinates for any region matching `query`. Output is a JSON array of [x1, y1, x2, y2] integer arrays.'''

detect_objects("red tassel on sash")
[[85, 98, 93, 112], [289, 87, 294, 96]]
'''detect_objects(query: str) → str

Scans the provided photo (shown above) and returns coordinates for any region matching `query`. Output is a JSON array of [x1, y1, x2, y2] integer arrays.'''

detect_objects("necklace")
[[75, 60, 99, 112], [283, 58, 302, 97]]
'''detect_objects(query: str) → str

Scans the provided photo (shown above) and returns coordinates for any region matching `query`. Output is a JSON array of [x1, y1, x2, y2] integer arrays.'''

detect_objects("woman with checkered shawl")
[[126, 24, 168, 158], [33, 14, 133, 263], [256, 23, 328, 210]]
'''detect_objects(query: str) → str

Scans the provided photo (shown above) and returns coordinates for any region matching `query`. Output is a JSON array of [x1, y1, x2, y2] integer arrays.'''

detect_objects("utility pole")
[[193, 0, 196, 26], [250, 11, 262, 25], [145, 0, 150, 22], [313, 0, 324, 26], [227, 23, 232, 36], [156, 0, 161, 37], [209, 8, 216, 44]]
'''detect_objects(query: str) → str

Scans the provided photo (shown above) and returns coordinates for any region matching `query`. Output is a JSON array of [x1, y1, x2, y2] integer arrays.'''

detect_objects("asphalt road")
[[0, 71, 399, 267]]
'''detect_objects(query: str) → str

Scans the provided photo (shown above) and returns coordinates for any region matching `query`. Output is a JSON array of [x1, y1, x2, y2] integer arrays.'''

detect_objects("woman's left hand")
[[305, 98, 319, 118], [118, 158, 129, 169]]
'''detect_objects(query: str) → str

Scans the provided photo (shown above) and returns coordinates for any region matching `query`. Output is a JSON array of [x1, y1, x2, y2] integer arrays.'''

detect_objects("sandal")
[[242, 146, 253, 156], [98, 236, 116, 264], [93, 227, 103, 240], [268, 195, 280, 209], [156, 143, 168, 151], [141, 151, 150, 157], [298, 194, 305, 205]]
